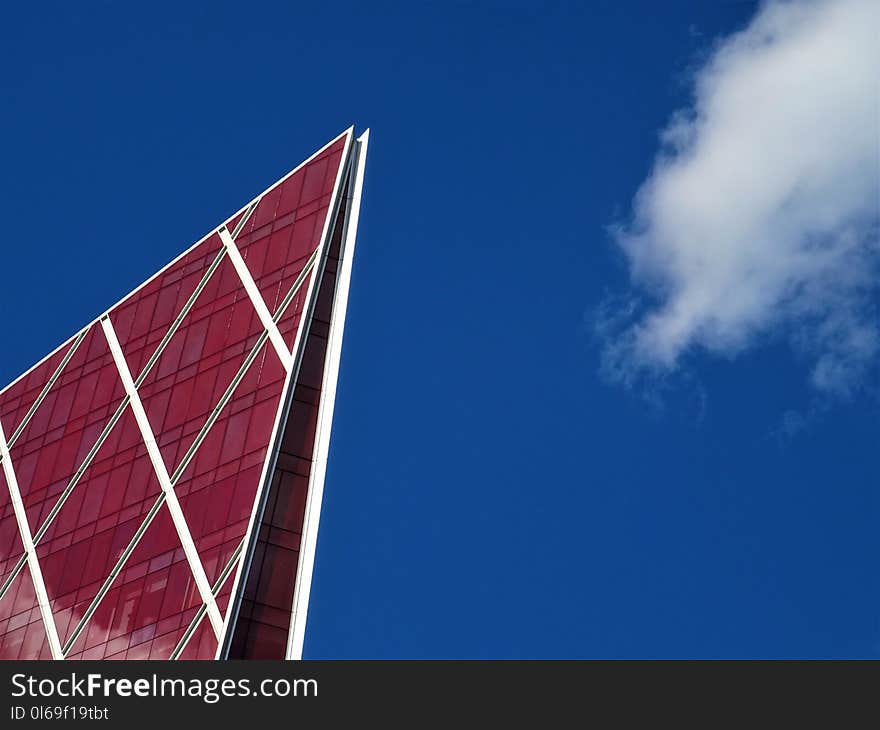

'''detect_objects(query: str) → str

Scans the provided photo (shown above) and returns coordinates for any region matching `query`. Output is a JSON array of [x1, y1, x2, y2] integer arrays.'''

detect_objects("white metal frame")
[[61, 492, 166, 655]]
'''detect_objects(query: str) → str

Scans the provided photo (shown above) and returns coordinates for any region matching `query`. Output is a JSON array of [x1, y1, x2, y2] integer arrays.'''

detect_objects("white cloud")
[[603, 0, 880, 397]]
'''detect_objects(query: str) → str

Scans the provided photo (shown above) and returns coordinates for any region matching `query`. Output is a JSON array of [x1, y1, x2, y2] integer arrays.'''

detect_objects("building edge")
[[286, 130, 370, 660]]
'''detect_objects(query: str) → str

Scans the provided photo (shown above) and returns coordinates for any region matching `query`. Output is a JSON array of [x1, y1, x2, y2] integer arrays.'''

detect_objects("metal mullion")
[[61, 494, 167, 656], [271, 248, 320, 324], [169, 605, 209, 661], [30, 396, 131, 546], [8, 328, 89, 448], [230, 201, 259, 240], [0, 553, 27, 602], [169, 539, 244, 660], [134, 246, 228, 388], [168, 330, 270, 485]]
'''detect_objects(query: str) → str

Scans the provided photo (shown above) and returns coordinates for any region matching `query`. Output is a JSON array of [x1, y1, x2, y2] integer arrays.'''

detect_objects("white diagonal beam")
[[100, 316, 224, 639], [219, 226, 294, 371], [0, 425, 63, 659]]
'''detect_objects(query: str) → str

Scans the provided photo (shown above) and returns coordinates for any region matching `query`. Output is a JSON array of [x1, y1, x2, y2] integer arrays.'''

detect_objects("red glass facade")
[[0, 128, 367, 660]]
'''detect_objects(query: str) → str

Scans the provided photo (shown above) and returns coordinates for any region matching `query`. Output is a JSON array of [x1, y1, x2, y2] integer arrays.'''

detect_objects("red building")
[[0, 128, 369, 659]]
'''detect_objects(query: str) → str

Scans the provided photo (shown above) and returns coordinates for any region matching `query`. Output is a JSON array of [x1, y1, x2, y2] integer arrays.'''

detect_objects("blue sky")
[[1, 1, 878, 658]]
